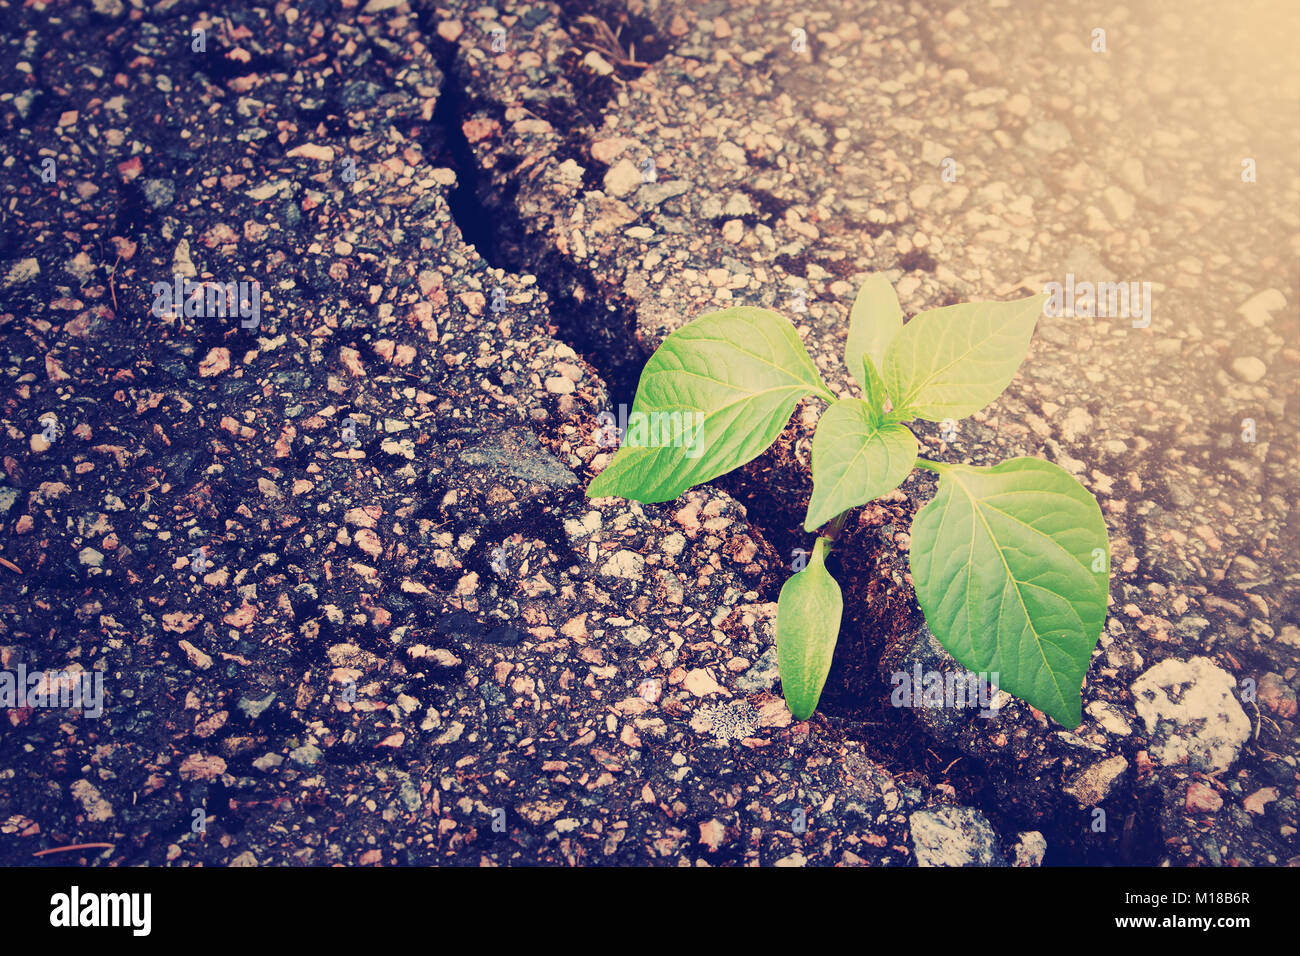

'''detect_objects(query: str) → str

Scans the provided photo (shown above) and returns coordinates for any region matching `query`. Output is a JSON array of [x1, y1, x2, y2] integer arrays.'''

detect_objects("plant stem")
[[913, 457, 948, 474], [824, 510, 850, 544]]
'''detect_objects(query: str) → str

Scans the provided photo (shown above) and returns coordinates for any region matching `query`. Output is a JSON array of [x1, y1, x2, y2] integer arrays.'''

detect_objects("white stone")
[[1236, 288, 1286, 328], [582, 50, 615, 75], [599, 549, 644, 579], [1231, 357, 1267, 383], [1012, 830, 1047, 867], [1086, 700, 1133, 736], [1103, 185, 1135, 221], [1062, 755, 1128, 806], [4, 257, 39, 286], [1131, 656, 1250, 773], [909, 806, 1001, 866], [603, 159, 641, 198]]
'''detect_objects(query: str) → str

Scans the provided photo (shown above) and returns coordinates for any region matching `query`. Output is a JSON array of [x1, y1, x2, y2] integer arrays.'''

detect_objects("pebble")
[[582, 51, 614, 76], [1022, 120, 1072, 152], [598, 550, 643, 579], [354, 528, 382, 559], [699, 818, 727, 851], [1059, 406, 1094, 443], [1062, 755, 1128, 806], [1230, 356, 1267, 383], [1118, 157, 1147, 193], [1011, 830, 1047, 866], [199, 347, 231, 377], [1185, 782, 1223, 813], [178, 753, 227, 782], [591, 137, 638, 163], [1236, 288, 1286, 328], [638, 181, 690, 205], [238, 693, 276, 720], [683, 668, 724, 698], [178, 641, 213, 670], [1103, 185, 1135, 221], [909, 806, 1002, 866], [1258, 672, 1298, 718], [603, 159, 641, 198], [736, 647, 779, 693], [70, 780, 114, 822], [1243, 787, 1279, 815], [290, 744, 323, 767], [141, 178, 175, 210], [1131, 657, 1250, 773], [287, 143, 335, 161], [4, 257, 39, 286], [1085, 701, 1132, 736]]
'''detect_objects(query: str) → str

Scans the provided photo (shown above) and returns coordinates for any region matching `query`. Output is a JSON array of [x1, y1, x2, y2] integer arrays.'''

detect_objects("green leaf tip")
[[776, 537, 843, 721]]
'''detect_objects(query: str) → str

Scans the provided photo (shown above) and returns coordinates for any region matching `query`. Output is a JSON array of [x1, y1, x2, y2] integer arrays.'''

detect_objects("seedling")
[[586, 276, 1109, 727]]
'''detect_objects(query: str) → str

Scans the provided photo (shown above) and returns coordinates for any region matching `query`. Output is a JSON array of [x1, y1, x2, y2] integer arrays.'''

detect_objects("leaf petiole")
[[913, 457, 949, 474], [823, 511, 850, 543]]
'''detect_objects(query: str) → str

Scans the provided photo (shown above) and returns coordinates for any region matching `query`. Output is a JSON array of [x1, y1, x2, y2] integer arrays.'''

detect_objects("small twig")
[[0, 557, 21, 574], [33, 842, 114, 858], [109, 254, 121, 314], [941, 757, 963, 775]]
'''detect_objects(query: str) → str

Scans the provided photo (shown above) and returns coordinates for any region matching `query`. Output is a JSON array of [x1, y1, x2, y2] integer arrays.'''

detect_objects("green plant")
[[586, 276, 1109, 728]]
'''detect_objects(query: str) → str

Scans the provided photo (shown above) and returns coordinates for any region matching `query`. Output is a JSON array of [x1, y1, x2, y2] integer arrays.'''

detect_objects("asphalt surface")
[[0, 0, 1295, 866]]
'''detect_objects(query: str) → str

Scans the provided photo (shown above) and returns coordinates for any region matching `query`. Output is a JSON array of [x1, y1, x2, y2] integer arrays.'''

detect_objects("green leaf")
[[587, 307, 832, 503], [777, 537, 843, 720], [845, 274, 903, 399], [883, 294, 1046, 421], [859, 353, 888, 427], [908, 458, 1109, 728], [805, 400, 917, 531]]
